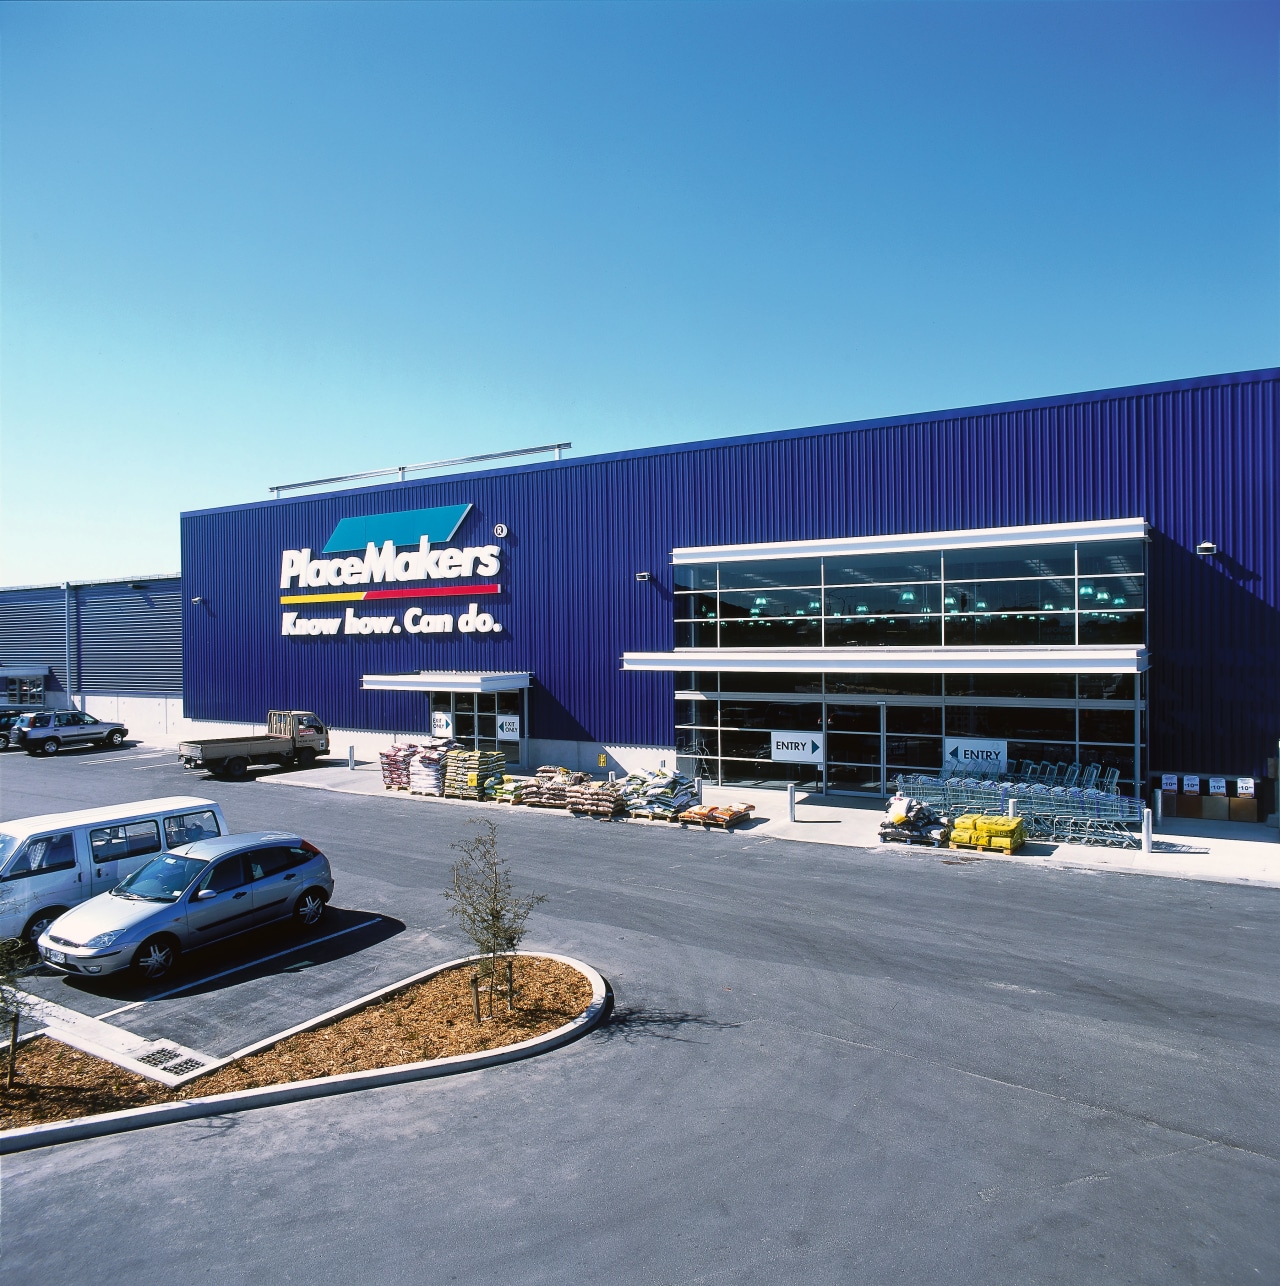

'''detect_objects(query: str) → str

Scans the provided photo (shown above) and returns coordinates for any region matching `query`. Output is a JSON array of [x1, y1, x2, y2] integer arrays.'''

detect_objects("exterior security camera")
[[191, 596, 204, 605], [635, 571, 651, 582], [1195, 541, 1218, 558]]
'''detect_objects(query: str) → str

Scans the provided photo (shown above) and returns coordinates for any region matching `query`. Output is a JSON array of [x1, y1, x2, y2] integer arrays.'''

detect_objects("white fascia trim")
[[361, 671, 531, 693], [672, 517, 1147, 565], [622, 647, 1147, 675]]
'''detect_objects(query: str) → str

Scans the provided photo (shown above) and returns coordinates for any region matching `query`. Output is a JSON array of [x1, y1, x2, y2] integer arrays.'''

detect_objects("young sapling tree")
[[444, 818, 546, 1018]]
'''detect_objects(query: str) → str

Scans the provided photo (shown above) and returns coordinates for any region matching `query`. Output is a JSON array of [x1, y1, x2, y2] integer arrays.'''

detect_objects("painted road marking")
[[96, 919, 381, 1018]]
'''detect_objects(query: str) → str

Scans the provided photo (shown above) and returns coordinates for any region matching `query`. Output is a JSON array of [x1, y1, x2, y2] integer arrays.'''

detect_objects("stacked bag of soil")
[[379, 744, 421, 790], [678, 802, 755, 829], [622, 769, 697, 820], [493, 775, 536, 804], [521, 766, 590, 808], [444, 749, 507, 800], [567, 779, 626, 817], [407, 742, 455, 796], [878, 795, 951, 847]]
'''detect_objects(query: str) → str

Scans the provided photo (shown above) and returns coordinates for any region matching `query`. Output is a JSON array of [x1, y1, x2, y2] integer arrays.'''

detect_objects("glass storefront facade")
[[427, 689, 524, 764], [674, 672, 1144, 794], [674, 540, 1145, 649], [670, 533, 1147, 795]]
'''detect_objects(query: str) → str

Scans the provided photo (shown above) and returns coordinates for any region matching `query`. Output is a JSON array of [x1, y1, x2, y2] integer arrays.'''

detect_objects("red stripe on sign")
[[363, 583, 501, 601]]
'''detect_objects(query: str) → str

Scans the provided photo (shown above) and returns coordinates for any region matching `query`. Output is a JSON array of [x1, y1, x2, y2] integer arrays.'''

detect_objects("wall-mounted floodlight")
[[1195, 541, 1218, 558], [635, 572, 651, 582], [191, 596, 205, 605]]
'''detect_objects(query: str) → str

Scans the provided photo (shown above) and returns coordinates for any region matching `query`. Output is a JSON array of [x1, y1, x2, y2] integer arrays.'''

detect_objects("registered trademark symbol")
[[493, 523, 509, 538]]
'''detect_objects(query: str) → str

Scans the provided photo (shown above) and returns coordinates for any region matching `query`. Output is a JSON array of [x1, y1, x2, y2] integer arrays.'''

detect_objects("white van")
[[0, 796, 230, 946]]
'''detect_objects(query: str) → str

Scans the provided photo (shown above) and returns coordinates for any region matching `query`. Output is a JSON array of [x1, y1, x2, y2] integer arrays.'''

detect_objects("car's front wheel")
[[25, 907, 68, 946], [294, 889, 327, 929], [224, 757, 249, 780], [0, 732, 9, 750], [132, 936, 179, 981], [40, 737, 60, 756], [104, 729, 125, 748]]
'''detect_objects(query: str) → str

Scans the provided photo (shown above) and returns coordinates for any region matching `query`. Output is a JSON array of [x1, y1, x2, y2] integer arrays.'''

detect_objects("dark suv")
[[0, 708, 25, 750], [13, 710, 129, 755]]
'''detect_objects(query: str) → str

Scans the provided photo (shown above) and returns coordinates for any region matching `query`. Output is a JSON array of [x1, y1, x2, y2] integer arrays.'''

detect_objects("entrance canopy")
[[361, 671, 531, 694], [623, 647, 1148, 675]]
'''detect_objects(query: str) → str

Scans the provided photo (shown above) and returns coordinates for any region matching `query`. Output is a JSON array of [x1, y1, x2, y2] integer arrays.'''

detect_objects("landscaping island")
[[2, 955, 593, 1132]]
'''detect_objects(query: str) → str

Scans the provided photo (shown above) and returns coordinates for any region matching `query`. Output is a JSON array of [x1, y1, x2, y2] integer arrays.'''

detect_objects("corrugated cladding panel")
[[0, 578, 183, 697], [182, 369, 1279, 777], [0, 588, 68, 694], [76, 580, 183, 695]]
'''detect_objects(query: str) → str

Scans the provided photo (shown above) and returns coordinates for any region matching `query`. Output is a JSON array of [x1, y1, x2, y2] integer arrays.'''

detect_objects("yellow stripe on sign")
[[279, 592, 368, 604]]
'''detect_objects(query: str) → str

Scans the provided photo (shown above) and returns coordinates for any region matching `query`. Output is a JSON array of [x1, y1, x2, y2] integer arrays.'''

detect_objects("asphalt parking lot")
[[2, 742, 1279, 1284]]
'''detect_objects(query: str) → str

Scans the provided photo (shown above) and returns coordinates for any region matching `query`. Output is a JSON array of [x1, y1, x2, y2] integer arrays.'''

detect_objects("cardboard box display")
[[1201, 796, 1229, 821], [1229, 798, 1258, 823], [1178, 794, 1202, 818]]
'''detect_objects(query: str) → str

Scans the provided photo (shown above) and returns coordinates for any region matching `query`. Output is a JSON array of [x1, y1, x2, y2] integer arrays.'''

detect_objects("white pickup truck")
[[178, 710, 330, 780]]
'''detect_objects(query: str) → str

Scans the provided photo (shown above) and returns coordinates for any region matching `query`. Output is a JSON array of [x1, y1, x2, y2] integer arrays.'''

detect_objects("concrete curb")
[[0, 951, 608, 1155]]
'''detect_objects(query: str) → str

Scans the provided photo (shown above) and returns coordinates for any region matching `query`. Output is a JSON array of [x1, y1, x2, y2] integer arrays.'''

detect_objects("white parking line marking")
[[96, 920, 381, 1018], [74, 751, 171, 767]]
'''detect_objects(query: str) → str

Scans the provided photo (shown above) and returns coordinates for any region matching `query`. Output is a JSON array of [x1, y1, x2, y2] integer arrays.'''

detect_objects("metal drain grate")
[[165, 1058, 206, 1076], [137, 1047, 182, 1068]]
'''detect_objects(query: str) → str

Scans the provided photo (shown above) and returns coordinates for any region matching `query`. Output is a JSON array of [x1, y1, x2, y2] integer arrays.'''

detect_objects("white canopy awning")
[[622, 647, 1147, 675], [0, 665, 51, 679], [361, 671, 532, 694]]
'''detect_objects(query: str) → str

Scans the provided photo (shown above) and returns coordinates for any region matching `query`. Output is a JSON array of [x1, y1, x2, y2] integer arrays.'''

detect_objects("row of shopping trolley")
[[894, 773, 1145, 848], [941, 759, 1122, 794]]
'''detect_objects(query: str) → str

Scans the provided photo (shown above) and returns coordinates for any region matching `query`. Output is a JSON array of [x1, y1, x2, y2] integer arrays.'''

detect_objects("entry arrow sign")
[[771, 731, 825, 764]]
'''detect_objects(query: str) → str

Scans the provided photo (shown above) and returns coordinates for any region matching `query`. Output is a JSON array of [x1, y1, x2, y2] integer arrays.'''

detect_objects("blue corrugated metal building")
[[1, 368, 1273, 807], [172, 367, 1277, 807]]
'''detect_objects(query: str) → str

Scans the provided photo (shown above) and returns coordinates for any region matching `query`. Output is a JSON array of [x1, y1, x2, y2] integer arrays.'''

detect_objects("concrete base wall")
[[79, 695, 675, 780]]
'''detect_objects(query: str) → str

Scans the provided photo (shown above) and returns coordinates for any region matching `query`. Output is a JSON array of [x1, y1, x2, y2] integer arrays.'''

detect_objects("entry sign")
[[497, 715, 521, 739], [431, 710, 454, 738], [771, 731, 824, 764], [944, 737, 1008, 774]]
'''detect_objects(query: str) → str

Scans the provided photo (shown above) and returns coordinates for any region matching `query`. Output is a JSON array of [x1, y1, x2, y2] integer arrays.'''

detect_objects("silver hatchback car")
[[37, 831, 334, 981]]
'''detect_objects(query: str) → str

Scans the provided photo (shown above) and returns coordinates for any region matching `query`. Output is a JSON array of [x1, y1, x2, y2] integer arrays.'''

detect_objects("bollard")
[[1007, 798, 1018, 818], [608, 770, 616, 783], [694, 777, 702, 803], [1142, 808, 1153, 853], [1154, 790, 1163, 827], [348, 745, 355, 771], [788, 782, 796, 823]]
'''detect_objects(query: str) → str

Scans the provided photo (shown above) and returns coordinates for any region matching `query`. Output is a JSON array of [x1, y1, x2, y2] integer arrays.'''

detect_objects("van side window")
[[90, 821, 162, 864], [164, 810, 221, 848], [3, 832, 77, 879]]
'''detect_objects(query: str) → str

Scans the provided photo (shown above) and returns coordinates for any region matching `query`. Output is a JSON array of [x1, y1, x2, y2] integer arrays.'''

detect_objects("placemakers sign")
[[278, 503, 505, 640]]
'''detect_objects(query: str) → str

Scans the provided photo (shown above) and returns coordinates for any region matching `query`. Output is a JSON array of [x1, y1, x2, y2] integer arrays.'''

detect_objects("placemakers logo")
[[278, 504, 504, 639]]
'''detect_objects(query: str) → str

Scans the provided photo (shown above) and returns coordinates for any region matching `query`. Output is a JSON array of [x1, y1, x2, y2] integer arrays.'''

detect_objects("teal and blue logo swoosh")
[[322, 504, 472, 553]]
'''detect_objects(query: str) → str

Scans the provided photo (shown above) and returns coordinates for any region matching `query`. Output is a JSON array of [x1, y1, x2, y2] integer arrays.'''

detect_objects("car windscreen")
[[0, 832, 19, 866], [114, 853, 208, 902]]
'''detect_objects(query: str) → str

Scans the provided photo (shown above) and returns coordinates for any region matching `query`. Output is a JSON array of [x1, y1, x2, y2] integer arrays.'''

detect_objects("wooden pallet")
[[879, 833, 947, 848], [680, 814, 752, 832], [949, 835, 1024, 855]]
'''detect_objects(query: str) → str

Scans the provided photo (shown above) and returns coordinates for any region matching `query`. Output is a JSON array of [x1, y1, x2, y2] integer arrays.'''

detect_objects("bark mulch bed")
[[2, 955, 593, 1132]]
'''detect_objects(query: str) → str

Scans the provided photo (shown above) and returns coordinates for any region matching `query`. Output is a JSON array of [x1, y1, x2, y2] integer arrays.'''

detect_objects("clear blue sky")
[[1, 0, 1276, 583]]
